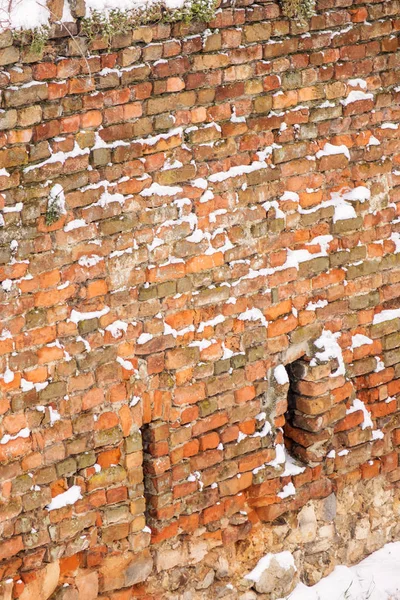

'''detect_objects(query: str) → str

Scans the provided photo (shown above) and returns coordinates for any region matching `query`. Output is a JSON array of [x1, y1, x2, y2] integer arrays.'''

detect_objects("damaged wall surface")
[[1, 0, 400, 597]]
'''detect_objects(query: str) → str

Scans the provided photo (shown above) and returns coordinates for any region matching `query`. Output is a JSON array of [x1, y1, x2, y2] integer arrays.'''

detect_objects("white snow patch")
[[105, 320, 128, 338], [116, 357, 134, 370], [238, 308, 268, 328], [252, 422, 272, 438], [350, 334, 373, 350], [209, 161, 268, 183], [0, 0, 50, 31], [141, 183, 183, 197], [97, 191, 126, 207], [130, 396, 141, 407], [2, 366, 14, 383], [24, 143, 89, 173], [390, 232, 400, 254], [306, 299, 328, 311], [374, 356, 385, 373], [46, 485, 82, 511], [381, 123, 398, 130], [136, 332, 153, 345], [274, 365, 289, 385], [1, 279, 12, 292], [341, 90, 373, 106], [373, 309, 400, 325], [197, 314, 225, 333], [189, 338, 215, 351], [78, 255, 103, 268], [49, 407, 61, 426], [278, 482, 296, 499], [282, 450, 305, 477], [245, 551, 296, 583], [278, 542, 400, 600], [346, 398, 373, 430], [348, 79, 367, 90], [311, 329, 345, 376], [69, 306, 110, 323], [142, 525, 151, 533], [2, 202, 23, 213], [64, 219, 87, 232], [0, 427, 30, 445], [281, 191, 299, 203], [267, 444, 286, 468], [316, 143, 350, 161]]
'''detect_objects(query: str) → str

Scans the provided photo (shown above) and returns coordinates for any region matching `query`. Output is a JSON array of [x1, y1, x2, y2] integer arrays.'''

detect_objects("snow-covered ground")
[[280, 542, 400, 600]]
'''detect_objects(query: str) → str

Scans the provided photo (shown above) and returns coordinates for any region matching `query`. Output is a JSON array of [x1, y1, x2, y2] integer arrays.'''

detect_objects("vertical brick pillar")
[[284, 359, 348, 464]]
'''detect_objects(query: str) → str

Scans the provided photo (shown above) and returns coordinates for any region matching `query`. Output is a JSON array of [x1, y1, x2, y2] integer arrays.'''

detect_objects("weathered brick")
[[0, 7, 399, 593]]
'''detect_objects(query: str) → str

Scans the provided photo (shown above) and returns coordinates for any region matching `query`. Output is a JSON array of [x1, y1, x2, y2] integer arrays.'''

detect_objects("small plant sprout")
[[80, 8, 132, 47], [81, 0, 217, 45], [13, 24, 50, 53], [45, 184, 66, 226], [4, 0, 218, 52]]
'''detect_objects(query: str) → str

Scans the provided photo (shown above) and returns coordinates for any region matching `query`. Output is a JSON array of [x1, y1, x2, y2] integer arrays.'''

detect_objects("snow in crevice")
[[311, 329, 345, 377], [136, 332, 153, 345], [105, 320, 128, 338], [274, 365, 289, 385], [277, 481, 296, 499], [346, 397, 383, 441], [298, 186, 370, 223], [341, 90, 374, 106], [0, 427, 30, 445], [305, 299, 328, 311], [24, 143, 90, 174], [46, 485, 82, 511], [350, 334, 373, 350], [116, 356, 135, 370], [316, 143, 350, 161], [69, 306, 110, 324], [346, 398, 373, 430], [253, 444, 305, 477], [238, 308, 268, 328], [373, 308, 400, 325]]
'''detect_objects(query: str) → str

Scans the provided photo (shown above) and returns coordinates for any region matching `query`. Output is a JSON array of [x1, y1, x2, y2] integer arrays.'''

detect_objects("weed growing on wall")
[[80, 8, 133, 46], [7, 0, 217, 51], [164, 0, 217, 24], [280, 0, 315, 20], [45, 184, 66, 226], [81, 0, 216, 44], [29, 25, 50, 52], [13, 24, 50, 53]]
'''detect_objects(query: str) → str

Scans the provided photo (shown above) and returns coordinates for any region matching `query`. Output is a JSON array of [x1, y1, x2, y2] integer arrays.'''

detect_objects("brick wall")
[[1, 0, 400, 597]]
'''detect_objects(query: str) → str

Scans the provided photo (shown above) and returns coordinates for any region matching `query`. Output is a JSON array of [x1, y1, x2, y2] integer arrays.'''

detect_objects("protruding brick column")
[[284, 358, 353, 464]]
